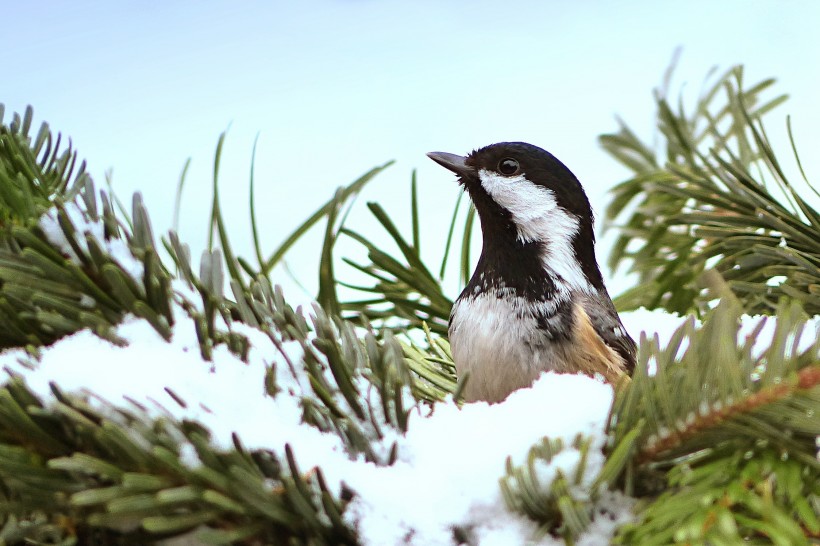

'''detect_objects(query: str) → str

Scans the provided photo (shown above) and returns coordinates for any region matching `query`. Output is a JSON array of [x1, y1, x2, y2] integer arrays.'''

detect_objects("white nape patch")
[[478, 169, 591, 292]]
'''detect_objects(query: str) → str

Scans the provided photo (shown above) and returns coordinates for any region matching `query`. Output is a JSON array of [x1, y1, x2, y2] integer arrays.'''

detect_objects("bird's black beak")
[[427, 151, 476, 178]]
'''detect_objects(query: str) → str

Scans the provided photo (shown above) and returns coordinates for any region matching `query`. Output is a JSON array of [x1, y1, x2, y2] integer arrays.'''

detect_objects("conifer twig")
[[638, 363, 820, 464]]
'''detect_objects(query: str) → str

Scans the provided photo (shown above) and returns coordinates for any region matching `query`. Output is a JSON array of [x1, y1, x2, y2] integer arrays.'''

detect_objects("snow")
[[39, 202, 144, 280], [621, 307, 820, 362], [0, 301, 628, 545], [1, 296, 816, 544], [1, 218, 818, 545], [341, 373, 618, 545], [2, 308, 356, 470], [620, 308, 692, 349]]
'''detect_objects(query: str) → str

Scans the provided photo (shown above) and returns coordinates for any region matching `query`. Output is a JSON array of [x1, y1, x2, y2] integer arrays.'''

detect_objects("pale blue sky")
[[5, 1, 820, 299]]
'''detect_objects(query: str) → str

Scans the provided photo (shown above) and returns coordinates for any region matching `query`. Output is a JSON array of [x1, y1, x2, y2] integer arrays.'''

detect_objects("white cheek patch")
[[478, 169, 592, 292]]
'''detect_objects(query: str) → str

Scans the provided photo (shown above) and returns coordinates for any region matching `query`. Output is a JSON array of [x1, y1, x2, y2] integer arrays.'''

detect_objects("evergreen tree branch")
[[0, 105, 440, 543], [2, 58, 819, 544], [637, 364, 820, 465], [602, 65, 819, 316]]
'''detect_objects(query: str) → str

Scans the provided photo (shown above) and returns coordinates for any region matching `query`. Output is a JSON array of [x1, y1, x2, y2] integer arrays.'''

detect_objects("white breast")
[[449, 290, 571, 403]]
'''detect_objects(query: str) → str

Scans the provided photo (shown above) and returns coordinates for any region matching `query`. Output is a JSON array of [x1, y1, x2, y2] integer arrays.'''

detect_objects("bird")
[[427, 142, 636, 403]]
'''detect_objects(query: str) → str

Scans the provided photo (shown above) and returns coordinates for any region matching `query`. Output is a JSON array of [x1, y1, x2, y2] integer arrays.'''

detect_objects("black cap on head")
[[427, 142, 604, 291], [463, 142, 592, 220]]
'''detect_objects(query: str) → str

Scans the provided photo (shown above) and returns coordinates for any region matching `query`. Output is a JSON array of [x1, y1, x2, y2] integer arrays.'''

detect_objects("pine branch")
[[0, 254, 423, 544], [3, 57, 819, 545], [499, 435, 603, 543], [0, 374, 359, 544], [334, 199, 453, 336], [0, 106, 440, 544], [602, 65, 819, 316], [616, 446, 819, 545], [601, 287, 819, 542], [637, 364, 820, 465], [0, 108, 178, 349], [609, 292, 819, 467]]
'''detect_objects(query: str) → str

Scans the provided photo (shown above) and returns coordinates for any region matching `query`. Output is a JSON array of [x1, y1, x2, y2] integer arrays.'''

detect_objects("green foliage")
[[612, 290, 818, 472], [608, 290, 819, 543], [336, 197, 454, 336], [0, 106, 174, 350], [0, 271, 420, 544], [594, 66, 820, 542], [0, 105, 85, 222], [0, 372, 354, 545], [0, 60, 818, 545], [602, 65, 819, 316], [0, 111, 436, 544], [489, 287, 819, 545], [500, 435, 601, 543], [619, 447, 819, 545], [306, 172, 457, 337]]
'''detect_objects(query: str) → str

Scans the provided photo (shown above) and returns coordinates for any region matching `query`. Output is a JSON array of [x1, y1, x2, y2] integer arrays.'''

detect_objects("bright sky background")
[[6, 1, 820, 301]]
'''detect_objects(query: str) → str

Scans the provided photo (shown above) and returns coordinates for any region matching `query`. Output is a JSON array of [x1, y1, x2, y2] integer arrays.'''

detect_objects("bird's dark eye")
[[498, 158, 520, 176]]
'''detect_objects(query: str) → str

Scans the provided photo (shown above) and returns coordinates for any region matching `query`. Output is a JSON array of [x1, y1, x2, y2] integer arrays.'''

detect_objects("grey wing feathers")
[[580, 293, 637, 374]]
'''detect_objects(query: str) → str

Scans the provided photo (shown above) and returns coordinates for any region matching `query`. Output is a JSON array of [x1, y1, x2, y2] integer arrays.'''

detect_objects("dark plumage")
[[428, 142, 636, 403]]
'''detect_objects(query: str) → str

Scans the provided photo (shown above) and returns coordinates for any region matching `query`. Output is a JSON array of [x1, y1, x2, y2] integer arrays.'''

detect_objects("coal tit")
[[428, 142, 636, 403]]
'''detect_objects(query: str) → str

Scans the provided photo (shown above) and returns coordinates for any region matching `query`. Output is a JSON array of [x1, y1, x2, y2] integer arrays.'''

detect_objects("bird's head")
[[427, 142, 603, 292]]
